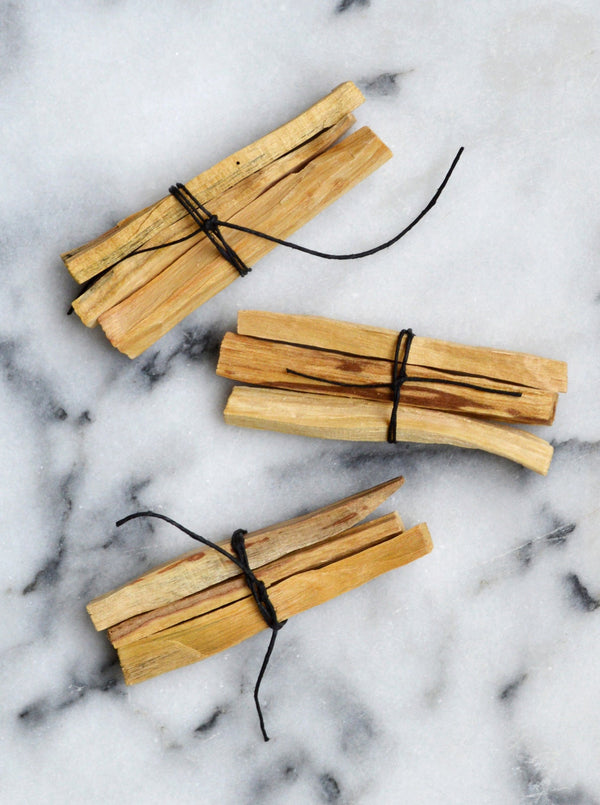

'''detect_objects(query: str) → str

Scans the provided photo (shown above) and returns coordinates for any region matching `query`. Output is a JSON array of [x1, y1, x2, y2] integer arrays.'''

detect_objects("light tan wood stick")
[[63, 82, 365, 283], [217, 332, 558, 425], [223, 387, 554, 475], [109, 511, 404, 648], [72, 115, 356, 327], [117, 522, 432, 685], [87, 474, 404, 631], [98, 127, 392, 358], [236, 311, 568, 393]]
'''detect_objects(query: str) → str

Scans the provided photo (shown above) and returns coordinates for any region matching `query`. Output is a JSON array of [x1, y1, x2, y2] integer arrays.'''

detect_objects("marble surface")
[[1, 1, 599, 802]]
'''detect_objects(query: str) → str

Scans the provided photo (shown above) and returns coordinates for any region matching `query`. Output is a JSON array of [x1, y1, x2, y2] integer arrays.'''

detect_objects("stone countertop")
[[2, 2, 599, 803]]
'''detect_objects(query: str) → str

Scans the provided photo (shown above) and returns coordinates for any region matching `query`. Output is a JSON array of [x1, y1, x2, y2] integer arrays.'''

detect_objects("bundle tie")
[[169, 183, 251, 277], [286, 328, 522, 443], [69, 147, 464, 311], [115, 511, 286, 742]]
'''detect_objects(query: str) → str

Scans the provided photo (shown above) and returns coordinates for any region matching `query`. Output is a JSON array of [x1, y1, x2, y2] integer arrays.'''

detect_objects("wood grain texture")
[[223, 387, 554, 475], [109, 511, 404, 648], [98, 127, 392, 357], [117, 522, 432, 685], [87, 475, 404, 631], [72, 115, 356, 327], [217, 332, 558, 424], [63, 82, 365, 283], [236, 311, 568, 393]]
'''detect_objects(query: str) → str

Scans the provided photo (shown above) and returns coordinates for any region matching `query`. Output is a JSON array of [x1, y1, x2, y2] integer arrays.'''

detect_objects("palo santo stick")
[[63, 82, 365, 284], [117, 522, 432, 685], [100, 128, 390, 358], [217, 332, 558, 425], [87, 475, 404, 631], [99, 127, 392, 358], [109, 511, 404, 648], [73, 115, 356, 327], [223, 387, 554, 475], [237, 311, 568, 393]]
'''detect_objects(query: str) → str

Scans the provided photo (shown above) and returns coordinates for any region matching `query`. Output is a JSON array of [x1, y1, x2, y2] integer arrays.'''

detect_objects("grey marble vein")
[[336, 0, 370, 13], [360, 72, 405, 96]]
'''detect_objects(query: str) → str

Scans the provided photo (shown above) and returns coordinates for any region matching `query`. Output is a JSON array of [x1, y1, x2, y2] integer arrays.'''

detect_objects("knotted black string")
[[169, 183, 251, 276], [286, 328, 522, 443], [389, 329, 414, 443], [115, 511, 286, 741], [69, 147, 464, 311]]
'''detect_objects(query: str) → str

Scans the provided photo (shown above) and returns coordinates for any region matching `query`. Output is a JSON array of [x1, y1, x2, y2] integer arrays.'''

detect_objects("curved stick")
[[223, 387, 554, 475]]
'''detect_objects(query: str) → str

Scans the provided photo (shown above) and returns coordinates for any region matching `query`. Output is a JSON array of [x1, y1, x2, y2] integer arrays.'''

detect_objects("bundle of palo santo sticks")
[[63, 81, 394, 358], [87, 477, 431, 694], [217, 311, 568, 475]]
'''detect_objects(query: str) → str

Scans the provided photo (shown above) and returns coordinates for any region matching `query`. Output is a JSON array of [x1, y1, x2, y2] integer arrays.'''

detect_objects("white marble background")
[[1, 1, 599, 802]]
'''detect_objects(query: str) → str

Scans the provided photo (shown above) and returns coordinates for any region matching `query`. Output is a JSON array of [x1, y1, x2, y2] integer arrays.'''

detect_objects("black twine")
[[115, 511, 286, 741], [169, 183, 251, 276], [69, 147, 464, 311], [286, 328, 522, 443]]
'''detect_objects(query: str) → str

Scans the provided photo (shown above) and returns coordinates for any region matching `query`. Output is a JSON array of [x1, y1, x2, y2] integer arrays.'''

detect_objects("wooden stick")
[[62, 82, 365, 283], [87, 475, 404, 631], [223, 387, 554, 475], [216, 332, 558, 425], [109, 511, 404, 648], [236, 311, 568, 393], [72, 115, 356, 327], [98, 127, 392, 358], [117, 522, 432, 684]]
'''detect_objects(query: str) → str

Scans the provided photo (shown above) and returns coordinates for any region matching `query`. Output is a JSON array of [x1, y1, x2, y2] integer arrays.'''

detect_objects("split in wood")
[[87, 476, 433, 685], [118, 519, 431, 685], [64, 81, 400, 358], [217, 311, 568, 475]]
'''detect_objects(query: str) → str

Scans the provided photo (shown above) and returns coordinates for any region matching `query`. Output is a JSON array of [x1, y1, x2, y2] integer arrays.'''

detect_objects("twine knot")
[[202, 213, 220, 235], [388, 328, 414, 444], [230, 529, 287, 633], [285, 325, 522, 445], [115, 512, 285, 741]]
